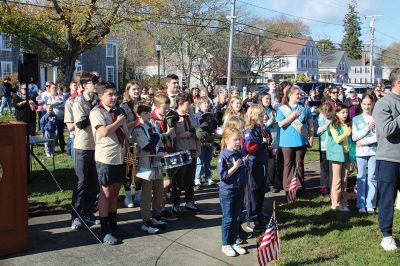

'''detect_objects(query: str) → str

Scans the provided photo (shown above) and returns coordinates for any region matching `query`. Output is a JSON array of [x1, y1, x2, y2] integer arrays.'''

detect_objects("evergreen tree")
[[341, 0, 363, 59]]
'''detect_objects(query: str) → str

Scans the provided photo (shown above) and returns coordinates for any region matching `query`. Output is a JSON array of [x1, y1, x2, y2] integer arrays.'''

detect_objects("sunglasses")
[[331, 91, 338, 94]]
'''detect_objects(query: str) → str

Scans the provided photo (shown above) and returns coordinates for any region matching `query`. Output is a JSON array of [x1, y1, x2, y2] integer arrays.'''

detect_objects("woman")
[[344, 88, 361, 120], [207, 85, 215, 100], [13, 83, 37, 135], [47, 84, 65, 152], [324, 87, 342, 109], [120, 81, 140, 208], [277, 87, 314, 200]]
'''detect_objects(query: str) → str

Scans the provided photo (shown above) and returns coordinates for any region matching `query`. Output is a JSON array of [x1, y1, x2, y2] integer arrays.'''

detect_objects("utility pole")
[[366, 15, 382, 84], [226, 0, 236, 92]]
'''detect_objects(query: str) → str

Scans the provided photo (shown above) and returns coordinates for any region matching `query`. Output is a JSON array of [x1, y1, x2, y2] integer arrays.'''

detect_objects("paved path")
[[1, 163, 320, 266]]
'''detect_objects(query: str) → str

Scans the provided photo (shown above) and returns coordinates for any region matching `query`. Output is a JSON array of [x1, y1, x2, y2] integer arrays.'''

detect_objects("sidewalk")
[[1, 162, 320, 266]]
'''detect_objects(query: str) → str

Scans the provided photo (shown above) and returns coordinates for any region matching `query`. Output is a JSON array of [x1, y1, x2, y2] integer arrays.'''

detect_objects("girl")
[[352, 95, 377, 214], [317, 103, 333, 195], [217, 127, 248, 257], [327, 103, 355, 211], [222, 96, 243, 129], [277, 87, 314, 200], [120, 81, 140, 208], [243, 104, 270, 233]]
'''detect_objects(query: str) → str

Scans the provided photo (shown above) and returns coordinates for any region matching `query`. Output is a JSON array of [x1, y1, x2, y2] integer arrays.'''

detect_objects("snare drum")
[[161, 150, 192, 169]]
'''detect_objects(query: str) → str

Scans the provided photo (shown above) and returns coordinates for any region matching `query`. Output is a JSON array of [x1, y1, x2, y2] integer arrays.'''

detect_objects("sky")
[[236, 0, 399, 50]]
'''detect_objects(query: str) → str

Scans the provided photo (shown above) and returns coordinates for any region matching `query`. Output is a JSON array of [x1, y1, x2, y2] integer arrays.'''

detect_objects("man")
[[166, 74, 180, 110], [267, 79, 278, 104], [338, 86, 346, 102], [0, 76, 14, 116], [374, 84, 384, 100], [372, 68, 400, 251]]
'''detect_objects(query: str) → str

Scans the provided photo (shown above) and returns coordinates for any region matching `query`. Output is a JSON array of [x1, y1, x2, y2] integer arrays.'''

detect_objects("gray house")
[[319, 50, 349, 83], [0, 33, 18, 78], [348, 56, 382, 84]]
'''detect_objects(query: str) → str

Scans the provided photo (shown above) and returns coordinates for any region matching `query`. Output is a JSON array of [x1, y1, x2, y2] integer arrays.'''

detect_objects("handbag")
[[136, 166, 155, 181]]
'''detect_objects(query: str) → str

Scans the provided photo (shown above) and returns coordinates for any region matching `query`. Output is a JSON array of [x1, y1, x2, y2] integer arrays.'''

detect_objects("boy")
[[150, 93, 179, 221], [40, 104, 57, 157], [194, 96, 217, 186], [70, 72, 99, 230], [132, 104, 167, 234], [171, 94, 201, 215], [89, 82, 127, 244]]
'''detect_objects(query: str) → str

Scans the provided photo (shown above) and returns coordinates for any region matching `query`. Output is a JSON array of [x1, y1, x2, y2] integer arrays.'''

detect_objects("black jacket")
[[13, 94, 37, 123]]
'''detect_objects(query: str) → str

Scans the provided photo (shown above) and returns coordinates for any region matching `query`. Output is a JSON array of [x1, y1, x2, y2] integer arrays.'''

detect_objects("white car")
[[342, 84, 372, 99]]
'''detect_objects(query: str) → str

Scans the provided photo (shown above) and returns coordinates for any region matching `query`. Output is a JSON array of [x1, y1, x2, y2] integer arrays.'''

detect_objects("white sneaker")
[[207, 179, 216, 186], [222, 245, 236, 257], [366, 208, 375, 214], [124, 191, 134, 208], [194, 179, 201, 186], [381, 236, 398, 251], [141, 221, 159, 234], [358, 208, 366, 213], [232, 244, 247, 255]]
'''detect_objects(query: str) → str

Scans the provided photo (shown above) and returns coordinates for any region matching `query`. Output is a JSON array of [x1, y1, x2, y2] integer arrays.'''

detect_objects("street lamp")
[[155, 41, 162, 87]]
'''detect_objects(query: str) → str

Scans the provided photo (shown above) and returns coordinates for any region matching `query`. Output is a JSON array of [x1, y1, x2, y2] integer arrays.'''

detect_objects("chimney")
[[361, 53, 366, 65]]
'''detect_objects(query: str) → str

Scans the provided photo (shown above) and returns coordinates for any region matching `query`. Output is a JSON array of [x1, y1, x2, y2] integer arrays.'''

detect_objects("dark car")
[[295, 82, 335, 94]]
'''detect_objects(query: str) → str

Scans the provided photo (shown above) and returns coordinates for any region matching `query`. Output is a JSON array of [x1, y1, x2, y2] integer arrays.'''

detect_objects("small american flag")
[[287, 173, 298, 202], [257, 210, 280, 265]]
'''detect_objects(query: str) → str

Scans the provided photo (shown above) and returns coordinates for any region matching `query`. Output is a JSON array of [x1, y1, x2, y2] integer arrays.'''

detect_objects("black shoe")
[[83, 213, 97, 225], [272, 187, 281, 193]]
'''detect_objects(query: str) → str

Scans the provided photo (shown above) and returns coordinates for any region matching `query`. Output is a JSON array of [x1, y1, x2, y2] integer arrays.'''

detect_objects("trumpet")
[[124, 143, 138, 188]]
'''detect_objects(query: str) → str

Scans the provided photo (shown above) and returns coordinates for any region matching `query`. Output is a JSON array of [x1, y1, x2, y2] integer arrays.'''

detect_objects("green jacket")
[[327, 125, 356, 163]]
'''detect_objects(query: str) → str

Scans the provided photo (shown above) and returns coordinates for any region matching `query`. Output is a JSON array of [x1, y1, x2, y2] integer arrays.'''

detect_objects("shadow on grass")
[[283, 254, 340, 266]]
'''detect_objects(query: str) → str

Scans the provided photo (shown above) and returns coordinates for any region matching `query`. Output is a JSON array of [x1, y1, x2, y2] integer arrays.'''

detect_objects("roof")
[[348, 59, 381, 67], [320, 50, 346, 68], [249, 37, 311, 57]]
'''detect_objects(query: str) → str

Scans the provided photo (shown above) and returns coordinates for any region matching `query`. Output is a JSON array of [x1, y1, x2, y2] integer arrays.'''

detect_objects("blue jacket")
[[40, 112, 57, 133], [217, 148, 247, 189], [243, 125, 269, 164]]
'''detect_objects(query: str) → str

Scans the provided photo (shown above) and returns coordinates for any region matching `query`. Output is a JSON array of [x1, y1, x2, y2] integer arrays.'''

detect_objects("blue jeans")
[[0, 96, 12, 115], [195, 145, 213, 181], [356, 156, 377, 209], [220, 187, 244, 246], [67, 129, 73, 156], [44, 131, 56, 155]]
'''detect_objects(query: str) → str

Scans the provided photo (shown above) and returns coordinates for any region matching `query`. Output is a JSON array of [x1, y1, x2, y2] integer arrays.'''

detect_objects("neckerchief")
[[98, 102, 125, 145], [180, 113, 192, 131]]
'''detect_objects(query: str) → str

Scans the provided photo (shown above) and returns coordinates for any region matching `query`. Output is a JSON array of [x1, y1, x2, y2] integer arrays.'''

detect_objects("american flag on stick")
[[257, 202, 280, 265], [287, 168, 299, 202]]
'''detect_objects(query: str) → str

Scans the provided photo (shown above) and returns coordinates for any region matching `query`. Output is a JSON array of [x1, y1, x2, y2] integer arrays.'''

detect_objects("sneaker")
[[151, 216, 167, 229], [141, 221, 160, 234], [185, 201, 201, 212], [207, 179, 216, 186], [337, 206, 350, 212], [246, 222, 263, 233], [381, 236, 398, 251], [367, 208, 375, 214], [83, 213, 97, 225], [102, 233, 118, 245], [124, 192, 134, 208], [45, 153, 52, 158], [71, 217, 82, 230], [232, 244, 247, 255], [194, 178, 201, 186], [222, 245, 236, 257], [172, 204, 183, 216], [358, 208, 366, 213], [160, 209, 179, 221]]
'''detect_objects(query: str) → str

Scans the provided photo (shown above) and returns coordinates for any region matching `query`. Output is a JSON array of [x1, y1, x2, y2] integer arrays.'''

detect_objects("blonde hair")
[[244, 104, 265, 130], [223, 96, 243, 121], [224, 116, 244, 130], [221, 127, 242, 150], [281, 85, 301, 105]]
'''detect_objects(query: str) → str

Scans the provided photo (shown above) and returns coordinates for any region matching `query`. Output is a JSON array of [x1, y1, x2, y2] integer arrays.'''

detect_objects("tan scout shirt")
[[89, 105, 128, 165], [64, 98, 74, 124], [174, 114, 201, 154], [72, 92, 96, 150], [132, 122, 164, 178]]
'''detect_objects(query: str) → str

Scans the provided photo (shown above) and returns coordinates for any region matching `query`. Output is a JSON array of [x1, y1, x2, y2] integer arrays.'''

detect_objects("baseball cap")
[[348, 88, 356, 93], [45, 81, 51, 86]]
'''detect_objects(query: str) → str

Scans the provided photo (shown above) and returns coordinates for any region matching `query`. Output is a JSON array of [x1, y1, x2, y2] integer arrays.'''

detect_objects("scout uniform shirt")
[[72, 91, 97, 150], [89, 104, 128, 165], [173, 113, 201, 155], [64, 97, 75, 137]]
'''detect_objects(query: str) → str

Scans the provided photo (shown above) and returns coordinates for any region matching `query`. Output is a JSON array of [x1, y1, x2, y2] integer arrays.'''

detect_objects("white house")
[[348, 54, 382, 84], [319, 50, 350, 83], [251, 37, 320, 83]]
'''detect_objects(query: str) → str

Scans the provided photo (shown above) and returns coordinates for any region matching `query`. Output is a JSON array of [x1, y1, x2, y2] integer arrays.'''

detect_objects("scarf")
[[98, 102, 125, 145]]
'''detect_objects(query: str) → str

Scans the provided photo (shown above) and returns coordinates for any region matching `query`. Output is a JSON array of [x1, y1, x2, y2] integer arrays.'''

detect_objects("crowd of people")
[[1, 69, 400, 255]]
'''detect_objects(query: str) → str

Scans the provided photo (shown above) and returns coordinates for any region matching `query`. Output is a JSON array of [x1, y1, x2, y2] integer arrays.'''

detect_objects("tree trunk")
[[58, 52, 78, 86]]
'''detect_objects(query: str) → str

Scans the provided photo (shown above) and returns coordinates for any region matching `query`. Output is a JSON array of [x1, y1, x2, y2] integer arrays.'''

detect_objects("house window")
[[106, 66, 115, 82], [1, 61, 12, 77], [1, 34, 12, 51], [106, 43, 114, 58]]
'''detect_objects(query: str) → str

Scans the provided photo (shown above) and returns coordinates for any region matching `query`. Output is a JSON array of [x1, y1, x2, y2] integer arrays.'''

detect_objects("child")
[[327, 103, 355, 212], [170, 94, 201, 215], [352, 94, 377, 214], [150, 93, 179, 221], [317, 103, 333, 195], [222, 96, 243, 129], [243, 104, 270, 233], [40, 104, 57, 157], [89, 82, 127, 245], [218, 127, 248, 257], [194, 96, 217, 186], [132, 104, 167, 234]]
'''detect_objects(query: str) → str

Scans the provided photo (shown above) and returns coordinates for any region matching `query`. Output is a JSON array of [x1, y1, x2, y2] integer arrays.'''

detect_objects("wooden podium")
[[0, 122, 28, 256]]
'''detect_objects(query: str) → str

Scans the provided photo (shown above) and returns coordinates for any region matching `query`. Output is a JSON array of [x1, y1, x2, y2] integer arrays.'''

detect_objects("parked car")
[[342, 84, 372, 98], [295, 82, 335, 94]]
